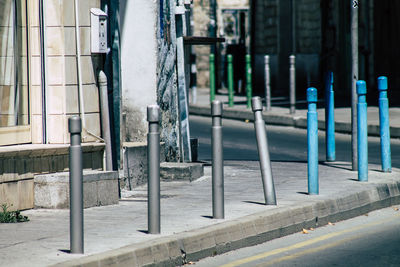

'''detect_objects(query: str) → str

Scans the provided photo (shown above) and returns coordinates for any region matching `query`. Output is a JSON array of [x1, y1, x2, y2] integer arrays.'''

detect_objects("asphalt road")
[[189, 115, 400, 267], [192, 206, 400, 267], [189, 114, 400, 168]]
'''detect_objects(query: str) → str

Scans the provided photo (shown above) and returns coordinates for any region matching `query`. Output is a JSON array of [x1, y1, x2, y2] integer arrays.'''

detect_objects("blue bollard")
[[307, 87, 319, 195], [325, 72, 335, 162], [357, 81, 368, 181], [377, 76, 392, 172]]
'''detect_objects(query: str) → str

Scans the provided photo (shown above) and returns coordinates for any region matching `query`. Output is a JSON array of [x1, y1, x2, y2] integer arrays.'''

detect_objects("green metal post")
[[227, 54, 234, 107], [246, 54, 252, 109], [209, 54, 216, 103]]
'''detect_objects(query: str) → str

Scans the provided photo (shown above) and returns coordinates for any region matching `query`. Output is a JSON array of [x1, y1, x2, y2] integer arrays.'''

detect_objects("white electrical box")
[[90, 8, 108, 53]]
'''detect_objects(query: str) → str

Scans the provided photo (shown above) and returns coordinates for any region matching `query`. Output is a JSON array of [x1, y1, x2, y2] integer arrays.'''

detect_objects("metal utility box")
[[90, 8, 108, 53]]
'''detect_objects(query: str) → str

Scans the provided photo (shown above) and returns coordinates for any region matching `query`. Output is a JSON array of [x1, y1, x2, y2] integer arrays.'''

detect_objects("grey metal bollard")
[[252, 97, 277, 205], [68, 116, 84, 254], [211, 100, 224, 219], [289, 55, 296, 114], [147, 105, 161, 234], [264, 55, 271, 111]]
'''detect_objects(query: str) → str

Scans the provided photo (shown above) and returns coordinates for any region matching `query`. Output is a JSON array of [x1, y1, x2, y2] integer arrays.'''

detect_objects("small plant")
[[0, 203, 29, 223]]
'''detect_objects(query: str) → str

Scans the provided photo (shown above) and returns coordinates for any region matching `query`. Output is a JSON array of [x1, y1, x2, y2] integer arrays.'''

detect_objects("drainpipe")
[[39, 0, 48, 143]]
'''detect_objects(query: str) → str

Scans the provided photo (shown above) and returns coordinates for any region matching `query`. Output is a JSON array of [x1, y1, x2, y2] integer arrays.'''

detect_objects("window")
[[0, 0, 30, 144]]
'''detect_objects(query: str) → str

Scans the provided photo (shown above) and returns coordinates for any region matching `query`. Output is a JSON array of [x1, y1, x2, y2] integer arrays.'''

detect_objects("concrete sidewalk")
[[2, 89, 400, 267], [1, 161, 400, 267], [189, 89, 400, 138]]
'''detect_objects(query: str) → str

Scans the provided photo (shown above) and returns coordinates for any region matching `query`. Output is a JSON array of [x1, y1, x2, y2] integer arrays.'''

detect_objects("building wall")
[[1, 0, 102, 145], [34, 0, 102, 144], [119, 0, 182, 162], [296, 0, 321, 54], [119, 0, 158, 143], [193, 0, 250, 90], [0, 0, 105, 211], [193, 0, 211, 89], [252, 0, 278, 55], [252, 0, 322, 96]]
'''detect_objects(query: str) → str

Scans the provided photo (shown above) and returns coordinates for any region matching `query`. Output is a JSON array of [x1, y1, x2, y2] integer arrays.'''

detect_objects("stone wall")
[[296, 0, 321, 54], [252, 0, 321, 55], [252, 0, 278, 54], [251, 0, 322, 95], [157, 0, 181, 161]]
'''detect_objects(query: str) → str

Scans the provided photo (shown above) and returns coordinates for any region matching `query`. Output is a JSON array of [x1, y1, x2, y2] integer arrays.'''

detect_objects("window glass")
[[0, 0, 29, 127]]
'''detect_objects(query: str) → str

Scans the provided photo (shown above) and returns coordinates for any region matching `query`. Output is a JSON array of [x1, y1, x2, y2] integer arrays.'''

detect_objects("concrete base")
[[160, 162, 204, 181], [34, 171, 119, 209], [122, 142, 166, 189], [0, 143, 105, 211], [0, 178, 34, 211]]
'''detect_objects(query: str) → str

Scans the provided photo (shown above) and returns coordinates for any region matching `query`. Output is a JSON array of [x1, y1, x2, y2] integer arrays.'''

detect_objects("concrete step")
[[160, 162, 204, 181], [34, 170, 119, 209], [123, 142, 166, 189]]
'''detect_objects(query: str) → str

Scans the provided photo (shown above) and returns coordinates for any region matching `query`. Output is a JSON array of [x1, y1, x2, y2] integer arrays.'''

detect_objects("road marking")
[[256, 234, 362, 267], [221, 213, 400, 267]]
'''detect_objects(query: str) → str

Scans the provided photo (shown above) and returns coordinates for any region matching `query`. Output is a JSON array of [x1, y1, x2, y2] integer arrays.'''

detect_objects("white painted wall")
[[120, 0, 158, 142]]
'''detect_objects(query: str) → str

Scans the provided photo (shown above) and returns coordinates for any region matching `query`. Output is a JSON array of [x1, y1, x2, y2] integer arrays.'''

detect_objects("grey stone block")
[[160, 162, 204, 181], [123, 142, 166, 189], [34, 170, 119, 209]]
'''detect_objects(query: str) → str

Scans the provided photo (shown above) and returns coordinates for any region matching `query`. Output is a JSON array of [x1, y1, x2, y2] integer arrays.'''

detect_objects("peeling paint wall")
[[120, 0, 158, 143], [119, 0, 181, 162]]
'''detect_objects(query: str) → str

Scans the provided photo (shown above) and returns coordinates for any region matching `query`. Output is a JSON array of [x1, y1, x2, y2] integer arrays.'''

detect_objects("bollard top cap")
[[98, 70, 107, 84], [289, 55, 295, 64], [147, 105, 160, 122], [327, 71, 334, 83], [307, 87, 318, 102], [356, 80, 367, 95], [227, 54, 233, 62], [211, 100, 223, 116], [68, 116, 82, 134], [377, 76, 388, 91], [209, 54, 215, 61], [251, 97, 263, 112], [246, 54, 251, 62], [325, 72, 334, 93]]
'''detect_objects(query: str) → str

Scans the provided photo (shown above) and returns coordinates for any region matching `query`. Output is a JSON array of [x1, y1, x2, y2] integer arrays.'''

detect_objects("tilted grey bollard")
[[252, 97, 277, 205], [212, 100, 224, 219], [68, 116, 84, 254], [147, 105, 161, 234]]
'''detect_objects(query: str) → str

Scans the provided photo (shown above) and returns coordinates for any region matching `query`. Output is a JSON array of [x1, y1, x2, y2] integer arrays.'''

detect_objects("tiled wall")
[[30, 0, 43, 143], [29, 0, 102, 144]]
